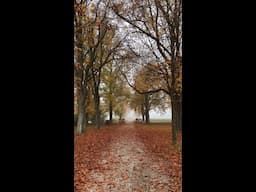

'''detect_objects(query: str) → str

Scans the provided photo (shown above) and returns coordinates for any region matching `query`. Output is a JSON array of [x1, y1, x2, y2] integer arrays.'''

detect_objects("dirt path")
[[84, 124, 173, 192]]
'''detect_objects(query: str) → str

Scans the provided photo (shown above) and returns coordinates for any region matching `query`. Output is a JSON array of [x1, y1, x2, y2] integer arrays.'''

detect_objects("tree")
[[130, 66, 170, 124], [90, 4, 123, 128], [101, 62, 118, 124], [130, 92, 145, 121], [114, 91, 130, 121], [74, 0, 124, 131], [101, 63, 131, 123], [112, 0, 182, 144], [101, 62, 115, 124], [74, 0, 94, 134]]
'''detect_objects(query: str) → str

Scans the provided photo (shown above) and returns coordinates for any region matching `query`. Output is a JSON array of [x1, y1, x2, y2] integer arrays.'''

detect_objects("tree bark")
[[176, 99, 182, 131], [94, 91, 101, 129], [77, 87, 86, 134], [171, 98, 177, 145], [170, 95, 182, 145], [83, 112, 88, 131], [145, 93, 150, 124], [141, 103, 145, 122], [109, 100, 113, 124]]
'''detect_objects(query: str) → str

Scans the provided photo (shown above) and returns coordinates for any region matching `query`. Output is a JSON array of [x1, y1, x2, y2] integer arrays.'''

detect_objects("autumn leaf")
[[75, 124, 181, 192]]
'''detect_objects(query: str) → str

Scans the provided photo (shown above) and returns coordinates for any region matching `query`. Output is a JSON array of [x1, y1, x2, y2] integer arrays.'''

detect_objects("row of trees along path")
[[74, 0, 182, 145]]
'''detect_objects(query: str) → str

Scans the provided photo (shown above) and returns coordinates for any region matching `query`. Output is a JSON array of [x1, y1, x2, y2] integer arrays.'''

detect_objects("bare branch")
[[113, 7, 172, 57]]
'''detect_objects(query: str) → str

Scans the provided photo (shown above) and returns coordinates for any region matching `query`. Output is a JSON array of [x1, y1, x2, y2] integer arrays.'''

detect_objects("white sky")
[[150, 109, 172, 119], [123, 109, 172, 122]]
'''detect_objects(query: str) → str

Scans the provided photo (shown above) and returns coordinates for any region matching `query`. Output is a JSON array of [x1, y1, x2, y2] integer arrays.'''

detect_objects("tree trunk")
[[82, 112, 88, 132], [109, 100, 113, 124], [176, 100, 182, 131], [141, 103, 145, 122], [77, 110, 85, 134], [170, 95, 181, 145], [145, 93, 150, 124], [94, 92, 101, 129], [145, 108, 150, 124], [171, 99, 177, 145], [77, 88, 86, 134]]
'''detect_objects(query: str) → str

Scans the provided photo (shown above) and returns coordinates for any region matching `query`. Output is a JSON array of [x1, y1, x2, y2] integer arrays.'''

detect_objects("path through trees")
[[75, 123, 182, 192]]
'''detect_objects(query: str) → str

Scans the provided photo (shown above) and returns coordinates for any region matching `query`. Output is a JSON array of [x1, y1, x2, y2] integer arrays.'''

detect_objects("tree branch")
[[120, 70, 169, 95], [113, 7, 172, 57]]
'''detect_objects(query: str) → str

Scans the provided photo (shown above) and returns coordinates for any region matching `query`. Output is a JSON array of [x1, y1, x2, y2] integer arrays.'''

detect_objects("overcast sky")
[[150, 109, 172, 119], [123, 109, 172, 122]]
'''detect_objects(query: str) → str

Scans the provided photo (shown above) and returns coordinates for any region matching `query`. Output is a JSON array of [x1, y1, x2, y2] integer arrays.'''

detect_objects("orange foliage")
[[74, 124, 182, 192]]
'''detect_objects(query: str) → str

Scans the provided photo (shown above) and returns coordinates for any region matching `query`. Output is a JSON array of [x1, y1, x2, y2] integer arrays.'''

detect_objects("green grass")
[[150, 119, 172, 123]]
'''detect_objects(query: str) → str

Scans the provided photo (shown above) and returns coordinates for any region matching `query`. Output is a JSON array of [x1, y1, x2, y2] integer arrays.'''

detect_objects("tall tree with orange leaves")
[[113, 0, 182, 144]]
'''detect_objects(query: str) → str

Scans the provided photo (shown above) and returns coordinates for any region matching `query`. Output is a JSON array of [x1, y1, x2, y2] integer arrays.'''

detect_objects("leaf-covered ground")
[[74, 123, 182, 192]]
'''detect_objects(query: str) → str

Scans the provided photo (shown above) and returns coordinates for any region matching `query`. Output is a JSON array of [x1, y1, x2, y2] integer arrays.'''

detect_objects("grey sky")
[[123, 109, 172, 122]]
